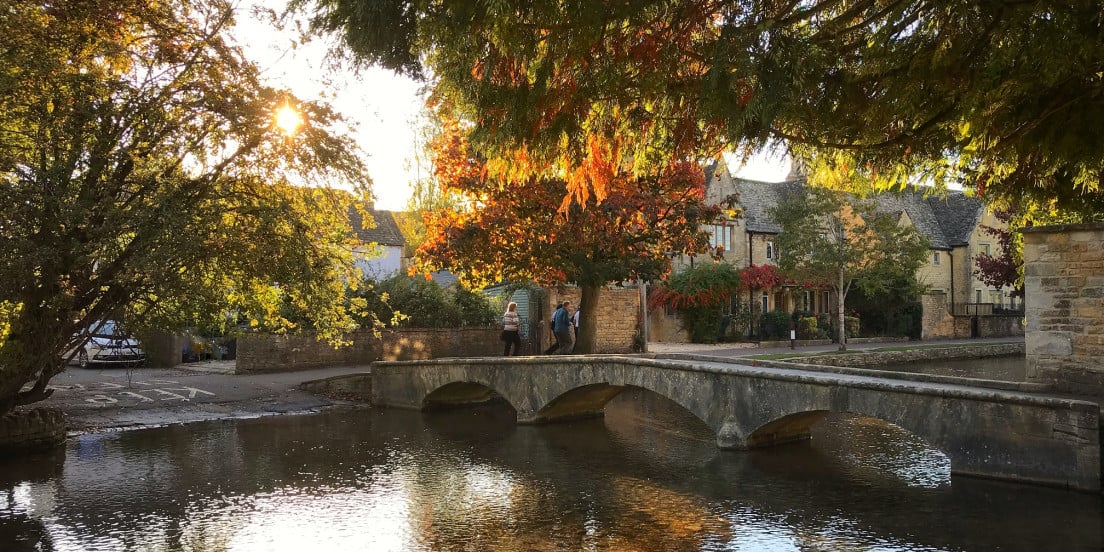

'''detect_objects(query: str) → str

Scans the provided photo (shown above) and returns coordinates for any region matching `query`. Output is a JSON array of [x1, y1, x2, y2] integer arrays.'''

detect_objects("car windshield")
[[90, 320, 122, 337]]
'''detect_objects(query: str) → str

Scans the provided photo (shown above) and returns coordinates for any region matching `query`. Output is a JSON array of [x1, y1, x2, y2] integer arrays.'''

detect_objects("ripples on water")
[[1, 386, 1100, 551]]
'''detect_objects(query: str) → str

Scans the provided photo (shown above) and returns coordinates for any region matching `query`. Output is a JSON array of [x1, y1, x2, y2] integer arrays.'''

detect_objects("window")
[[975, 289, 982, 303], [932, 252, 940, 265], [761, 292, 769, 313], [766, 241, 774, 260], [821, 291, 830, 313], [980, 243, 991, 256], [710, 224, 733, 252], [989, 290, 1002, 306], [802, 291, 812, 312]]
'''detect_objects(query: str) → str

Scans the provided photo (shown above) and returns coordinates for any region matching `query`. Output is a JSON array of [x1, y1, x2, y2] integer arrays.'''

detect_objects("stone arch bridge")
[[369, 355, 1100, 491]]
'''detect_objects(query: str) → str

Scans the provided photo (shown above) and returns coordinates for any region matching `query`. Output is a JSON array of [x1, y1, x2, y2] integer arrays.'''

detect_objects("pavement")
[[38, 337, 1023, 434]]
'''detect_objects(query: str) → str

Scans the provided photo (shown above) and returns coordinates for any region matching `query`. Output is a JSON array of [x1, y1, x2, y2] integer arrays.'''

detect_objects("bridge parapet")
[[372, 355, 1101, 491]]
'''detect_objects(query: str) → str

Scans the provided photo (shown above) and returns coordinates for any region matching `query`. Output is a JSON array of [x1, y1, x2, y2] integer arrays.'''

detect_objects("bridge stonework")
[[372, 356, 1100, 491]]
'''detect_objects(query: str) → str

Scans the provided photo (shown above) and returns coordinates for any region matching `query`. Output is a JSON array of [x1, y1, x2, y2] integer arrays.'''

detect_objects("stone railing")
[[791, 342, 1025, 368]]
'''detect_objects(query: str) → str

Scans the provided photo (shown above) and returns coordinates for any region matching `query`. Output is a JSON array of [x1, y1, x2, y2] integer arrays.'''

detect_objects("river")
[[1, 386, 1100, 551]]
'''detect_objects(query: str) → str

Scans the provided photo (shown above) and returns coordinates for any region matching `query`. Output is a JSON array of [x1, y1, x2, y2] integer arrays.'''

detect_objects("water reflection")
[[0, 386, 1100, 551], [879, 355, 1027, 381]]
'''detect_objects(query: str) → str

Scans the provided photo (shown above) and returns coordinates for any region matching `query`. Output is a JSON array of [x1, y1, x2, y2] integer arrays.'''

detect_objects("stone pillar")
[[1022, 223, 1104, 397], [141, 331, 183, 368], [920, 291, 954, 339]]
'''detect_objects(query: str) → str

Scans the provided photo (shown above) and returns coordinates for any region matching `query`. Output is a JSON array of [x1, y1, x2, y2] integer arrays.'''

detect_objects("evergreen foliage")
[[301, 0, 1104, 215]]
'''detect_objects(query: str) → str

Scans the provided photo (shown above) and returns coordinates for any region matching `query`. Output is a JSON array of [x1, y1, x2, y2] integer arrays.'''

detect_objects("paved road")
[[44, 363, 373, 432], [41, 336, 1024, 432]]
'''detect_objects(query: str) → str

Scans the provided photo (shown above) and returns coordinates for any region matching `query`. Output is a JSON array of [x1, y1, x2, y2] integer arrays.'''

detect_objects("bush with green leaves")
[[845, 316, 861, 339], [759, 310, 793, 340], [795, 316, 818, 340], [650, 263, 742, 343], [353, 274, 496, 329]]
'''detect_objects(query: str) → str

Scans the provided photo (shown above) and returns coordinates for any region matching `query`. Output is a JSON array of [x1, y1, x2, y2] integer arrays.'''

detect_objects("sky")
[[234, 4, 790, 211]]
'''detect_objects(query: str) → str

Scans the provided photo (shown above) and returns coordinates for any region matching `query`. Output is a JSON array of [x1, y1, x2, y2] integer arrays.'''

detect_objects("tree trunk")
[[575, 284, 601, 354], [837, 272, 848, 351]]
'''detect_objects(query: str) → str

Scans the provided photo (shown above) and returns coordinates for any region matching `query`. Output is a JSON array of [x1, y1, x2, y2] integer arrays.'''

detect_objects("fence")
[[954, 302, 1024, 316]]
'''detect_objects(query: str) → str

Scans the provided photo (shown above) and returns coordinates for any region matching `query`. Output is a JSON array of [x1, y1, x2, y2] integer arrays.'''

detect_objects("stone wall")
[[140, 331, 184, 368], [0, 409, 67, 454], [921, 292, 955, 339], [545, 287, 641, 353], [953, 314, 1025, 338], [236, 327, 503, 374], [793, 343, 1025, 368], [647, 308, 688, 343], [1022, 223, 1104, 397], [922, 292, 1024, 339]]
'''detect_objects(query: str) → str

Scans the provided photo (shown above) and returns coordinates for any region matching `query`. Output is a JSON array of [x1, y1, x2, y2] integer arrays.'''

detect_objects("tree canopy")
[[414, 117, 722, 352], [301, 0, 1104, 215], [770, 187, 929, 349], [0, 0, 373, 414]]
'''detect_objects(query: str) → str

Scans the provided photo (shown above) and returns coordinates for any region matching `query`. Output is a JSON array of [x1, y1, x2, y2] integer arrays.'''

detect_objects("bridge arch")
[[422, 381, 511, 411], [371, 355, 1101, 491], [417, 372, 716, 434]]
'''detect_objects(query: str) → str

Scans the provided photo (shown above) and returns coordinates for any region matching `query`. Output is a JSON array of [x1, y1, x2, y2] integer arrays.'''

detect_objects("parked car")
[[69, 320, 145, 368]]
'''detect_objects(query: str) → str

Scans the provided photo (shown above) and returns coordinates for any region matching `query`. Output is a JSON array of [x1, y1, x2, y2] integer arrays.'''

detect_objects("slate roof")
[[729, 175, 982, 250], [872, 191, 952, 250], [734, 178, 807, 234], [348, 206, 406, 247], [926, 193, 984, 246]]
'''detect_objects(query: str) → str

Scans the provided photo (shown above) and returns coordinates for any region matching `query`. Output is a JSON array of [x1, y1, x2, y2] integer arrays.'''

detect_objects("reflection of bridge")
[[371, 355, 1100, 491]]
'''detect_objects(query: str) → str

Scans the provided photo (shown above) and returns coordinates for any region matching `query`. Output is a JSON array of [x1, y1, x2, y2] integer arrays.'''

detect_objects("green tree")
[[770, 188, 929, 350], [299, 0, 1104, 215], [0, 0, 373, 416]]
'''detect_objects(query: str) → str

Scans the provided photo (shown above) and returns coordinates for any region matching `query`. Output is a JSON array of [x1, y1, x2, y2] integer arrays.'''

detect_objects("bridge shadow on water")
[[419, 385, 1102, 551]]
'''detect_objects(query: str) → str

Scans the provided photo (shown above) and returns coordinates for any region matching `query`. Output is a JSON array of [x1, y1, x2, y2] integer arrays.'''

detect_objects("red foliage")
[[739, 264, 784, 290], [974, 209, 1023, 297]]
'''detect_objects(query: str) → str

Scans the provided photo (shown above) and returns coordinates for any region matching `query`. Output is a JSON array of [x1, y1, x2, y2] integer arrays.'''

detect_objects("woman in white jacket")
[[501, 302, 521, 356]]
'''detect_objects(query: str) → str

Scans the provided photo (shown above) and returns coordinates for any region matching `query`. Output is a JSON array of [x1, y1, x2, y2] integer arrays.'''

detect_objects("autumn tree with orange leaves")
[[415, 120, 722, 354]]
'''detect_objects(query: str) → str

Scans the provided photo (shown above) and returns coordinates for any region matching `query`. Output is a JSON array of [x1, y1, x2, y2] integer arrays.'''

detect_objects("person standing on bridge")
[[543, 302, 563, 354], [551, 300, 575, 354], [501, 302, 521, 356], [571, 307, 580, 353]]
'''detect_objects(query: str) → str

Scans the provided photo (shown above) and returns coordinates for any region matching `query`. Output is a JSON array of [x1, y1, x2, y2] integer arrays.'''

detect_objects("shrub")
[[796, 316, 818, 340], [354, 274, 496, 328], [759, 310, 792, 340], [650, 263, 742, 343], [845, 315, 861, 338]]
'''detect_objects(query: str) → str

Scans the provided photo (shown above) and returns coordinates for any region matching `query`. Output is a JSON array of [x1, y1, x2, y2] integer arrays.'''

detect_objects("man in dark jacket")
[[551, 301, 574, 354], [543, 302, 563, 354]]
